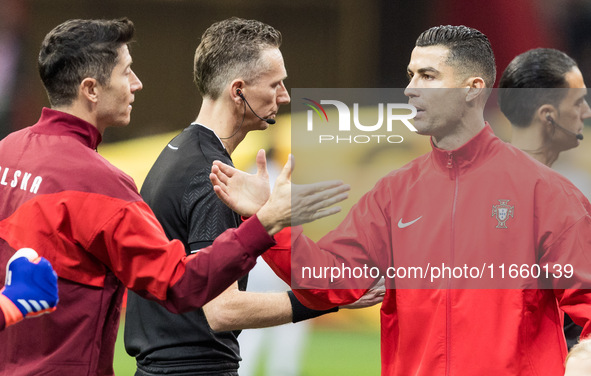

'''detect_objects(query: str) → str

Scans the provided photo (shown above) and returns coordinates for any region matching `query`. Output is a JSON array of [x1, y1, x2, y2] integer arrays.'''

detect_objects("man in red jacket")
[[212, 25, 591, 375], [499, 48, 591, 351], [0, 18, 347, 375]]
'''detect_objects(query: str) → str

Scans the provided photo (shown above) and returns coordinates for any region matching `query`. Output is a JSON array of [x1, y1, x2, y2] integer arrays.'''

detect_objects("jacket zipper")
[[446, 151, 459, 376]]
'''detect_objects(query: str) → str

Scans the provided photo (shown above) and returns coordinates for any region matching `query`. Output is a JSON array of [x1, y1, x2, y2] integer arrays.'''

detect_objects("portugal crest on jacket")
[[492, 199, 514, 229]]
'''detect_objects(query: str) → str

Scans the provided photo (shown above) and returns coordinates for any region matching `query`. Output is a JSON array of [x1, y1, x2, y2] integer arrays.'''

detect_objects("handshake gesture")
[[210, 149, 350, 235]]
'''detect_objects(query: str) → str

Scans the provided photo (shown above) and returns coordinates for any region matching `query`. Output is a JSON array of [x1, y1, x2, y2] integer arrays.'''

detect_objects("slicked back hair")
[[498, 48, 577, 127], [416, 25, 496, 88]]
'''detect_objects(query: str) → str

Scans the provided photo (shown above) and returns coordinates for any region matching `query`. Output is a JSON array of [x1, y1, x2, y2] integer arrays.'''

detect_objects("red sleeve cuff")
[[235, 215, 276, 257]]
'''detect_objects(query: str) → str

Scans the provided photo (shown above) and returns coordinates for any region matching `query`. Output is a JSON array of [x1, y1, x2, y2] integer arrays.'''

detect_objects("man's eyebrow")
[[417, 67, 440, 75], [273, 75, 288, 86], [407, 66, 440, 75]]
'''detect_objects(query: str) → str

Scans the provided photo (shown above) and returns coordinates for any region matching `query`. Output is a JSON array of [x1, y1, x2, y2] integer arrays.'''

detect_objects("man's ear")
[[230, 79, 245, 105], [536, 104, 558, 125], [79, 78, 99, 104], [465, 76, 486, 102]]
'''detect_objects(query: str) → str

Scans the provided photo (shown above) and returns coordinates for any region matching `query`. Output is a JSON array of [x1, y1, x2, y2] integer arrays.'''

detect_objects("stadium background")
[[2, 0, 591, 374]]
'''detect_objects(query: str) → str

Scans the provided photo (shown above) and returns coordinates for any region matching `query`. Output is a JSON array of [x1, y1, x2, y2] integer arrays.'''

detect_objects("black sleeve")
[[287, 290, 339, 323], [182, 168, 241, 252]]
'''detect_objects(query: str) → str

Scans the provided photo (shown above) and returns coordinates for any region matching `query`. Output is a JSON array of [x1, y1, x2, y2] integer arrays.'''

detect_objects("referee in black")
[[124, 17, 382, 376]]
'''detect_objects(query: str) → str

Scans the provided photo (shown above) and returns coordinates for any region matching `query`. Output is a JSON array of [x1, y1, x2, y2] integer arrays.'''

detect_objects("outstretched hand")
[[210, 149, 270, 217], [254, 154, 351, 235], [211, 153, 350, 235]]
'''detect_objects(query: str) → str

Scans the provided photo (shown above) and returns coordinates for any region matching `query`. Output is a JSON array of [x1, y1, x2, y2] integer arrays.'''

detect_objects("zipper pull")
[[446, 152, 453, 169]]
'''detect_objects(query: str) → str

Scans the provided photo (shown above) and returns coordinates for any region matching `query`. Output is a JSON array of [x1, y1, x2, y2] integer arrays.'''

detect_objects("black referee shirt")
[[124, 124, 246, 375]]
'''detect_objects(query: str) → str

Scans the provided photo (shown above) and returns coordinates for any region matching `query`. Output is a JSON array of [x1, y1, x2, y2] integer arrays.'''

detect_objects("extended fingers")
[[305, 191, 350, 213], [209, 170, 227, 189], [290, 182, 351, 226], [256, 149, 269, 179], [277, 154, 294, 182], [310, 206, 343, 221], [295, 180, 350, 196], [212, 184, 231, 204], [212, 160, 237, 180], [210, 170, 232, 206], [294, 182, 351, 203]]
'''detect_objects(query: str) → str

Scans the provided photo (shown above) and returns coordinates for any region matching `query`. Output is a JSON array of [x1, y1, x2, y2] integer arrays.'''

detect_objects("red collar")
[[33, 108, 102, 150], [429, 123, 500, 173]]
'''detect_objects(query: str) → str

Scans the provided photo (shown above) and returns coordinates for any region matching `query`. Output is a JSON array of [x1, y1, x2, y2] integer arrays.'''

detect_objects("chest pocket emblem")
[[492, 199, 514, 229]]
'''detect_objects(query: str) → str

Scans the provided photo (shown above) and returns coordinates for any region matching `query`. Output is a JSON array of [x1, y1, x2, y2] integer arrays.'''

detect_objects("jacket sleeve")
[[96, 200, 276, 313], [263, 179, 391, 310], [541, 215, 591, 337], [533, 179, 591, 337], [0, 191, 275, 313]]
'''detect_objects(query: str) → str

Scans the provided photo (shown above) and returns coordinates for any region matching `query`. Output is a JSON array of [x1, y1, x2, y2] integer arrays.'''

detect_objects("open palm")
[[210, 149, 270, 217]]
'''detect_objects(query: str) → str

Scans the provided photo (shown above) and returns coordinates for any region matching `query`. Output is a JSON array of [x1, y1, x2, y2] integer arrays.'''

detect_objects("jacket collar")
[[430, 123, 499, 173], [33, 108, 102, 150]]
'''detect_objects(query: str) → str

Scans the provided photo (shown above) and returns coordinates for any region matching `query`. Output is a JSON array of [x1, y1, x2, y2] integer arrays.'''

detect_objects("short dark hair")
[[194, 17, 282, 99], [416, 25, 496, 88], [498, 48, 577, 127], [38, 18, 135, 107]]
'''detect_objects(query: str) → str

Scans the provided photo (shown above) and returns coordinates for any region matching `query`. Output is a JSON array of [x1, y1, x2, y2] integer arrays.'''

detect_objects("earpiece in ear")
[[544, 113, 583, 140], [236, 88, 246, 101], [545, 114, 554, 123]]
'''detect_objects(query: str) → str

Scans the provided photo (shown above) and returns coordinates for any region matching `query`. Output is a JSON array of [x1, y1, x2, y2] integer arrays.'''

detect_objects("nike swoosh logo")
[[167, 144, 179, 150], [398, 216, 422, 228]]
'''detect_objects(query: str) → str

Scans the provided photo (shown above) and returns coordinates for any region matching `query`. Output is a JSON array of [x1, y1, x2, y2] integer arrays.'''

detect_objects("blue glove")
[[0, 248, 58, 328]]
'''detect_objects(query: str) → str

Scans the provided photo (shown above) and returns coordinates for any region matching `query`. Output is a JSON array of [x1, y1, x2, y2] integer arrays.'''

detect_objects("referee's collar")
[[191, 122, 225, 150]]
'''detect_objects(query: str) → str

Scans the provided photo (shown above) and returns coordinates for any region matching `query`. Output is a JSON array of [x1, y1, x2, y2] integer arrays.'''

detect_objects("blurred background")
[[3, 0, 591, 374], [4, 0, 591, 141]]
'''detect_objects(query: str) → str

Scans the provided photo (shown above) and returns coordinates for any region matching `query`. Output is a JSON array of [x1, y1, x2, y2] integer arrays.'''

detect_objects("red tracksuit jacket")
[[0, 108, 275, 375], [264, 125, 591, 375]]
